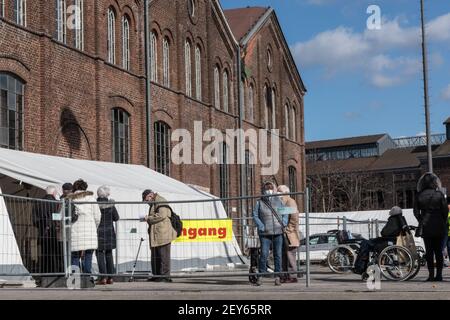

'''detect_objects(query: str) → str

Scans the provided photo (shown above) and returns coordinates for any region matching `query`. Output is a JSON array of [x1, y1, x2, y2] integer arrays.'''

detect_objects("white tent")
[[0, 148, 245, 275]]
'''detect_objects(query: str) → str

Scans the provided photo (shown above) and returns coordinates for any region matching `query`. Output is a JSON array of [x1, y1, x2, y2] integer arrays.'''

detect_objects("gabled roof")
[[306, 134, 388, 150], [223, 7, 269, 42]]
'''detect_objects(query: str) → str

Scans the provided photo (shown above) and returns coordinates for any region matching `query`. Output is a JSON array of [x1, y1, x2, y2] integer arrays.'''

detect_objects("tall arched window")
[[291, 106, 297, 141], [74, 0, 84, 50], [185, 40, 192, 97], [0, 74, 24, 150], [248, 85, 254, 123], [0, 0, 4, 17], [244, 150, 255, 214], [150, 32, 158, 82], [55, 0, 67, 43], [163, 37, 170, 87], [263, 85, 269, 129], [271, 88, 276, 129], [107, 8, 116, 64], [122, 16, 130, 70], [219, 142, 230, 213], [288, 166, 297, 199], [154, 121, 171, 176], [240, 79, 245, 120], [111, 108, 130, 164], [195, 46, 202, 100], [284, 103, 290, 139], [214, 66, 220, 109], [14, 0, 26, 26], [222, 71, 229, 112]]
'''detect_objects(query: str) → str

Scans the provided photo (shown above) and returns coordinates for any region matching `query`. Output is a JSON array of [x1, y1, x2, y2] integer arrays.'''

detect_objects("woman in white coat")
[[68, 179, 101, 274]]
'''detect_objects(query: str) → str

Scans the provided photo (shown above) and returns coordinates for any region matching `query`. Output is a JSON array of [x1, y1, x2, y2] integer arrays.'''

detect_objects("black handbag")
[[414, 221, 423, 238]]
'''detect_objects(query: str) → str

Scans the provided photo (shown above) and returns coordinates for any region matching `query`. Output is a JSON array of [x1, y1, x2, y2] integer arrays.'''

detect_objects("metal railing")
[[0, 191, 310, 287]]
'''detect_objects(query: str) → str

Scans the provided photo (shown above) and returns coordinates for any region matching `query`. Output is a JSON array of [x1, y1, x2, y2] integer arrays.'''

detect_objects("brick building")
[[0, 1, 306, 210]]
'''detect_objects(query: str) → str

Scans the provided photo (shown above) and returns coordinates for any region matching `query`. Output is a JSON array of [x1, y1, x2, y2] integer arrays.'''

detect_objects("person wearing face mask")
[[252, 181, 288, 286]]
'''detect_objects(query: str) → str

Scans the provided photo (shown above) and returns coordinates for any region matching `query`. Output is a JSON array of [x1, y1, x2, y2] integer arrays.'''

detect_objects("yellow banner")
[[174, 219, 233, 243]]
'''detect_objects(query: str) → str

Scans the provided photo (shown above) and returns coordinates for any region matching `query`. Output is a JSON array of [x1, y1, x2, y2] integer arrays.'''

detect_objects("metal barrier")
[[0, 191, 311, 287]]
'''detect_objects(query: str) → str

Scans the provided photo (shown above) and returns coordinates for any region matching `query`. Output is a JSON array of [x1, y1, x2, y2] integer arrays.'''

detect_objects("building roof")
[[444, 117, 450, 125], [433, 140, 450, 157], [223, 7, 269, 41], [306, 134, 388, 150]]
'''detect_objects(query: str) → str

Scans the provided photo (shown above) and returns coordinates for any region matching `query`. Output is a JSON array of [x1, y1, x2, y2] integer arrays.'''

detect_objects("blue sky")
[[221, 0, 450, 142]]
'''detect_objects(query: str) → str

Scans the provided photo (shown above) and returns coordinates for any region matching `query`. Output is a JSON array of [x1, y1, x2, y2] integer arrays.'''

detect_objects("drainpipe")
[[144, 0, 152, 168], [237, 45, 246, 249]]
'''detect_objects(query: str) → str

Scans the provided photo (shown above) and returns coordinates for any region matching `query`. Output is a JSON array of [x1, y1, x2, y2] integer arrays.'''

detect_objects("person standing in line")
[[414, 173, 448, 282], [96, 186, 120, 285]]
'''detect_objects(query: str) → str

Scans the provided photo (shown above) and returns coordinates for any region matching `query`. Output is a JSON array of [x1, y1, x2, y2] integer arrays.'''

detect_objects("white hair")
[[97, 185, 111, 198], [277, 185, 290, 194], [46, 185, 58, 196]]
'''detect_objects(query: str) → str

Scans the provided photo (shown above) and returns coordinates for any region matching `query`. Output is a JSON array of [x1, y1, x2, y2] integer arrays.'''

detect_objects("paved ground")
[[0, 267, 450, 300]]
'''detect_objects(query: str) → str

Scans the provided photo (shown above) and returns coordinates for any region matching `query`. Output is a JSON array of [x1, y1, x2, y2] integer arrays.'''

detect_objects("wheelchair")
[[327, 226, 422, 281]]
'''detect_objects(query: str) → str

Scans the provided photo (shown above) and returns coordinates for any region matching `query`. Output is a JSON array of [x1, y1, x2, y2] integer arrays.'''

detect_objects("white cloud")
[[292, 13, 450, 88], [441, 84, 450, 101]]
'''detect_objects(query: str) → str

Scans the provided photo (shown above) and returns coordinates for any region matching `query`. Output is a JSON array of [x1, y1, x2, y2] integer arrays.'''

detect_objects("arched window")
[[55, 0, 67, 43], [284, 103, 290, 139], [0, 0, 4, 17], [154, 121, 171, 176], [0, 74, 24, 150], [219, 142, 230, 213], [214, 66, 220, 109], [107, 8, 116, 64], [291, 106, 297, 141], [74, 0, 84, 50], [185, 40, 192, 97], [240, 79, 245, 120], [271, 88, 276, 129], [222, 71, 229, 112], [288, 166, 297, 199], [263, 85, 269, 129], [248, 85, 254, 123], [150, 32, 158, 82], [14, 0, 26, 26], [195, 46, 202, 100], [163, 37, 170, 87], [111, 108, 130, 164], [122, 16, 130, 70]]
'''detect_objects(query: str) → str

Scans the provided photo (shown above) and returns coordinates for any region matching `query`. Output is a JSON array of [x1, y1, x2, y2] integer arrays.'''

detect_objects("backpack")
[[157, 205, 183, 237]]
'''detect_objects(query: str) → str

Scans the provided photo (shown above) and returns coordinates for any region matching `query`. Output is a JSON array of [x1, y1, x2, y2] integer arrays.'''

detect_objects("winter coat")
[[97, 197, 120, 251], [414, 189, 448, 238], [380, 215, 407, 240], [68, 191, 101, 252], [284, 198, 300, 247], [146, 195, 177, 248], [32, 194, 59, 245], [253, 183, 288, 236]]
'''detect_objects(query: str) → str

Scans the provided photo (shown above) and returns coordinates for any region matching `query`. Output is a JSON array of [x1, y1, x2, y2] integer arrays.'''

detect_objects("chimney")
[[445, 117, 450, 141]]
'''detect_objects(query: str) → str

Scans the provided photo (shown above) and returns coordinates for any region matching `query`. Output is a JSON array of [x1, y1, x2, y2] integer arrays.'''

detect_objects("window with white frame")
[[195, 46, 202, 100], [291, 106, 297, 141], [185, 41, 192, 96], [122, 16, 130, 70], [214, 66, 220, 109], [55, 0, 66, 43], [284, 103, 290, 138], [271, 88, 276, 129], [240, 79, 245, 120], [74, 0, 84, 50], [14, 0, 26, 26], [0, 73, 24, 150], [248, 85, 254, 123], [222, 71, 229, 113], [154, 121, 171, 176], [150, 32, 158, 82], [107, 8, 116, 63], [0, 0, 4, 17], [111, 108, 130, 164], [163, 37, 170, 87], [263, 86, 268, 129]]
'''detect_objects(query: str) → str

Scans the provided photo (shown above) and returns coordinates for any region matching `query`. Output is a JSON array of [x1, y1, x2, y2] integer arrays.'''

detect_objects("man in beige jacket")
[[143, 189, 177, 282], [277, 185, 300, 283]]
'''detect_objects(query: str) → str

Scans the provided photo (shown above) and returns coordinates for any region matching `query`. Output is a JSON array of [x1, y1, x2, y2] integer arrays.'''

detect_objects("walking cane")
[[129, 238, 144, 282]]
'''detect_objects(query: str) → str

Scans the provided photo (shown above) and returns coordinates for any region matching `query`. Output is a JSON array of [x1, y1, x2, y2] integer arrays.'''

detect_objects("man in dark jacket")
[[353, 206, 407, 274], [32, 186, 62, 274]]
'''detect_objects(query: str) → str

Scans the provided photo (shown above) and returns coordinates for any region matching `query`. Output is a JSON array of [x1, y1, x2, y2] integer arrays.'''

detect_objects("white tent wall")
[[301, 210, 424, 247], [0, 187, 31, 281], [0, 148, 245, 275]]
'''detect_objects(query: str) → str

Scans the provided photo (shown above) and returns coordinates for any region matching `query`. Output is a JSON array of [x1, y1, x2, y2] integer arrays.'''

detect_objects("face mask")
[[265, 190, 274, 195]]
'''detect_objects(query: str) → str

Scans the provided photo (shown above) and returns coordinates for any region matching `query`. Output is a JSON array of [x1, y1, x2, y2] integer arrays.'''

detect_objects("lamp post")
[[420, 0, 433, 173]]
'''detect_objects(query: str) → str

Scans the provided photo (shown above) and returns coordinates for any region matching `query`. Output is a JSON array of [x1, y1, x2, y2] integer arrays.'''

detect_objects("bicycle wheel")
[[378, 245, 413, 281], [405, 257, 421, 281], [327, 245, 355, 274]]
